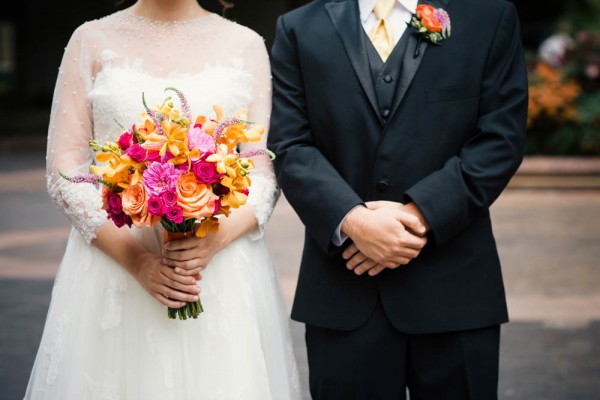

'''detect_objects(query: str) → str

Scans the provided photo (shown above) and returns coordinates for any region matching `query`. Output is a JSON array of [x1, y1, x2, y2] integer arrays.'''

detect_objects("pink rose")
[[148, 196, 165, 216], [127, 144, 146, 163], [118, 132, 134, 150], [161, 190, 178, 207], [166, 205, 184, 224], [192, 160, 222, 184], [107, 191, 123, 213], [111, 211, 132, 228]]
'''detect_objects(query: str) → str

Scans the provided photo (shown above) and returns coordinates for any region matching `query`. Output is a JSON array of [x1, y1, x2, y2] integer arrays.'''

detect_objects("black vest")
[[363, 29, 411, 124]]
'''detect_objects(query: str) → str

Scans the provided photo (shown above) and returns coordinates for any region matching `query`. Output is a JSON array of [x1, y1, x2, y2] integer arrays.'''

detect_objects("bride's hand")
[[162, 228, 232, 277], [134, 251, 201, 308]]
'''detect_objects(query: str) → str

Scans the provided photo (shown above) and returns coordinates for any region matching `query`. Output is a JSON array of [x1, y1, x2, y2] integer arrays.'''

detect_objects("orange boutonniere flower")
[[411, 4, 451, 44]]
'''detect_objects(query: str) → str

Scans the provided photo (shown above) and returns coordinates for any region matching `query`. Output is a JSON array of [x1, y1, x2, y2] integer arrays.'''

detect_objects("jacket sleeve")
[[404, 3, 528, 247], [268, 15, 364, 253]]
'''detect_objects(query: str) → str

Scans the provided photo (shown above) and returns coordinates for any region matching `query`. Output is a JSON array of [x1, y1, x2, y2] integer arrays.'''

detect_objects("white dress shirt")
[[331, 0, 418, 247]]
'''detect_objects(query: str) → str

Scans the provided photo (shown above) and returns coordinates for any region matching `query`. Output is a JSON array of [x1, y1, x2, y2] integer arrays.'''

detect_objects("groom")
[[268, 0, 527, 398]]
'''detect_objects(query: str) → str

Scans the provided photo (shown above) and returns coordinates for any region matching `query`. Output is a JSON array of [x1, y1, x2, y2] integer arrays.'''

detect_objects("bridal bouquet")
[[62, 87, 269, 320]]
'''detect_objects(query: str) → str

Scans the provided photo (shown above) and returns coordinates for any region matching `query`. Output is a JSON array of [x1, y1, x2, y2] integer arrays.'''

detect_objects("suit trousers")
[[305, 300, 501, 400]]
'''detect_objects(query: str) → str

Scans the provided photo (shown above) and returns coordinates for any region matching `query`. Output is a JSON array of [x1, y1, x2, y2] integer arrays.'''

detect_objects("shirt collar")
[[358, 0, 419, 22]]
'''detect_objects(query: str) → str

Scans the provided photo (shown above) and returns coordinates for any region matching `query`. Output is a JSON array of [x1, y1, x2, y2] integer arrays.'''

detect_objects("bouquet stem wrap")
[[163, 224, 204, 320]]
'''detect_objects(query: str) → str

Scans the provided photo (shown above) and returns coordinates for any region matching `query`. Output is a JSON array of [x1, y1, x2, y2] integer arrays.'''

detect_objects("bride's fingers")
[[163, 248, 198, 262], [164, 238, 201, 251], [153, 294, 186, 308], [165, 257, 207, 273], [157, 283, 200, 303], [161, 265, 197, 285], [160, 267, 200, 294], [174, 265, 205, 277]]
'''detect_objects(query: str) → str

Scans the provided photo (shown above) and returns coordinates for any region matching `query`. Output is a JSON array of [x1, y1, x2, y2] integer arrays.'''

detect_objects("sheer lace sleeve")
[[240, 33, 280, 240], [46, 25, 107, 243]]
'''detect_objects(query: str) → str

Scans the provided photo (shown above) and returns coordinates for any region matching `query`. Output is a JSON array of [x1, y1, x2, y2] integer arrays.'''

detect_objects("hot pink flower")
[[192, 160, 222, 184], [143, 162, 185, 197], [166, 206, 184, 224], [111, 211, 132, 228], [127, 144, 147, 163], [107, 191, 123, 213], [148, 196, 165, 216], [118, 132, 134, 150], [161, 190, 178, 207], [146, 151, 160, 163]]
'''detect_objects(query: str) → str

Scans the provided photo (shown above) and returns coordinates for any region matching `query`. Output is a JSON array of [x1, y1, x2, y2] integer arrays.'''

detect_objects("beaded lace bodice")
[[46, 10, 277, 243]]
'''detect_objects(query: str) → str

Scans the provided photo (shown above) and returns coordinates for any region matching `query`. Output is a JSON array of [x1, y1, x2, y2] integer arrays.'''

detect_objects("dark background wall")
[[0, 0, 574, 138]]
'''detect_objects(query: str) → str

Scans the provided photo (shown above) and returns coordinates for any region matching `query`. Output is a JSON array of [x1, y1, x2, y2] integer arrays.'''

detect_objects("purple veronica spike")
[[142, 92, 165, 136], [165, 87, 193, 122], [214, 117, 253, 141], [239, 148, 276, 160], [59, 172, 117, 190], [434, 8, 451, 30]]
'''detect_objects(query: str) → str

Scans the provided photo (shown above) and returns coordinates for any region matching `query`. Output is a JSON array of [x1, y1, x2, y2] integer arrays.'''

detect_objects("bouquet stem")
[[163, 222, 204, 320]]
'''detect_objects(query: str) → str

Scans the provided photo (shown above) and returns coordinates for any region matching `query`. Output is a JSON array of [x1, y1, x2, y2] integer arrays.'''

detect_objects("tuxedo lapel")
[[325, 0, 381, 122], [387, 0, 450, 123]]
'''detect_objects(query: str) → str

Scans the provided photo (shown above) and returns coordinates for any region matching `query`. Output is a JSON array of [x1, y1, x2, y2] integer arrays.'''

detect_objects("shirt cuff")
[[331, 205, 363, 247]]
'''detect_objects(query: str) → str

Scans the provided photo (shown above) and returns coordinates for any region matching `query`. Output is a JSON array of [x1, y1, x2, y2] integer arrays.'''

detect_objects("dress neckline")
[[115, 8, 219, 27]]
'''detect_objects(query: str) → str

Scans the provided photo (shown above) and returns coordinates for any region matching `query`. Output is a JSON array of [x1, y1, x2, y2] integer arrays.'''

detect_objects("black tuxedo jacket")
[[268, 0, 528, 333]]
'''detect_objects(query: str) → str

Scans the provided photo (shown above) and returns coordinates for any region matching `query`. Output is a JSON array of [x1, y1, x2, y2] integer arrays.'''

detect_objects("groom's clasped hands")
[[341, 201, 429, 277]]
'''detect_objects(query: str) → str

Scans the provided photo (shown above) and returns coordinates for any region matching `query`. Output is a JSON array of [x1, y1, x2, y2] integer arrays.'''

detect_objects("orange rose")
[[416, 4, 435, 19], [121, 181, 158, 227], [176, 172, 218, 220], [421, 15, 443, 32], [416, 4, 443, 32]]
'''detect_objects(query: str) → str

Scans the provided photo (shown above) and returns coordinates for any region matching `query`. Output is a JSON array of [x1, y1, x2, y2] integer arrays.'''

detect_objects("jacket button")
[[376, 180, 389, 192], [382, 108, 390, 118], [383, 75, 393, 83]]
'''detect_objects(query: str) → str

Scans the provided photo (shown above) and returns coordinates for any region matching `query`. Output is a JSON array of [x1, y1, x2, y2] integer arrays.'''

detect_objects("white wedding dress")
[[25, 10, 300, 400]]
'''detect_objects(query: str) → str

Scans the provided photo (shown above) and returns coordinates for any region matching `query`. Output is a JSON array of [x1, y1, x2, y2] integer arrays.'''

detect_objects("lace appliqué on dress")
[[47, 176, 107, 244], [246, 170, 280, 240], [41, 312, 70, 385]]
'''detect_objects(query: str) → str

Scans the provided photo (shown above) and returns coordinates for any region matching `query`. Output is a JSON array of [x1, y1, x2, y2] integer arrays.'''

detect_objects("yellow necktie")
[[369, 0, 396, 62]]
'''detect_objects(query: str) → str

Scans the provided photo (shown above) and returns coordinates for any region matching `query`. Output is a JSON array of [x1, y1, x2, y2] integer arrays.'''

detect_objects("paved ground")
[[1, 153, 599, 399]]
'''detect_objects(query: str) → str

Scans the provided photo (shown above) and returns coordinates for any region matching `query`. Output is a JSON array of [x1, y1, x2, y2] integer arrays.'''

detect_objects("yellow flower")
[[196, 216, 220, 238]]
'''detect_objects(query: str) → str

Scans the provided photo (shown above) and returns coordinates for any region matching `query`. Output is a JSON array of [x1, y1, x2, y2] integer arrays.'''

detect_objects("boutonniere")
[[409, 4, 451, 57]]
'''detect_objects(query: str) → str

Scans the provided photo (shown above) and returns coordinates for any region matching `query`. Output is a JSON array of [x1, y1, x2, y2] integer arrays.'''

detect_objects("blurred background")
[[0, 1, 599, 399], [0, 0, 599, 153]]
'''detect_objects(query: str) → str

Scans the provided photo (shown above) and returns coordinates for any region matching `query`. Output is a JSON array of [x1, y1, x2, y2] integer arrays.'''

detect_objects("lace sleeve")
[[240, 33, 280, 241], [46, 25, 108, 243]]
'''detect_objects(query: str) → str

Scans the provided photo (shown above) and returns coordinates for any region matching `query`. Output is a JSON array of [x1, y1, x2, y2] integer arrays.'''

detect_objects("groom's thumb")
[[395, 211, 427, 236]]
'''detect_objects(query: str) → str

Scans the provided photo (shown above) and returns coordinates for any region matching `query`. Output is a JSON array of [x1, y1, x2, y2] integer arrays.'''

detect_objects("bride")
[[24, 0, 300, 398]]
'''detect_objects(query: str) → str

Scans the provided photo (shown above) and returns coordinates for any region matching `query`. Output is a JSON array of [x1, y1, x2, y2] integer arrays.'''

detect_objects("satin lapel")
[[387, 0, 450, 122], [325, 0, 381, 122]]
